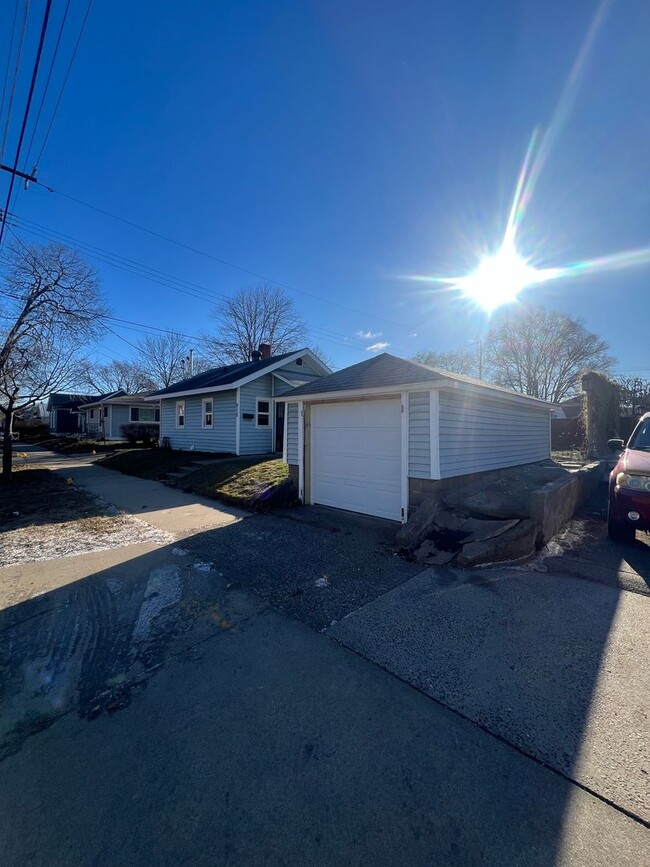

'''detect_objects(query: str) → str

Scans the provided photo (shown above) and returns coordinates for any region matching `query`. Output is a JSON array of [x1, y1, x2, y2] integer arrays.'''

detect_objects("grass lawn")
[[180, 458, 293, 511], [0, 465, 107, 530], [98, 448, 228, 480], [38, 437, 128, 455]]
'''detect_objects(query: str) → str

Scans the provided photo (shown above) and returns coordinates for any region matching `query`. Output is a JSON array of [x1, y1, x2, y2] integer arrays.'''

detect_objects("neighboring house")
[[81, 392, 160, 441], [46, 393, 99, 434], [147, 347, 330, 455], [552, 396, 583, 420], [278, 353, 554, 523]]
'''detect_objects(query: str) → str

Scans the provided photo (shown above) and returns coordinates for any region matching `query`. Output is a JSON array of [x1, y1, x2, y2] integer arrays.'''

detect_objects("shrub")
[[120, 423, 159, 446]]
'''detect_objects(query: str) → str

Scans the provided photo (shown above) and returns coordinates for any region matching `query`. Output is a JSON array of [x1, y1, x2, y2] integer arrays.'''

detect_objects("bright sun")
[[454, 241, 540, 313]]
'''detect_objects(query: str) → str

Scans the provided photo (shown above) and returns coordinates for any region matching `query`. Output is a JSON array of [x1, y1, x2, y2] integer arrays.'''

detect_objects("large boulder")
[[456, 519, 540, 567], [395, 496, 444, 548]]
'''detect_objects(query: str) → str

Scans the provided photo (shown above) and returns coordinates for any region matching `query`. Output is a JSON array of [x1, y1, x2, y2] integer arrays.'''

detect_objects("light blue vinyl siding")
[[278, 358, 323, 379], [439, 390, 550, 478], [272, 378, 294, 397], [160, 392, 237, 452], [286, 403, 299, 465], [239, 377, 274, 455], [408, 391, 430, 479]]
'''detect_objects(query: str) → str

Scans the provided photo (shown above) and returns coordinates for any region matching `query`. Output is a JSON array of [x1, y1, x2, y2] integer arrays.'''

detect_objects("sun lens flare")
[[452, 241, 540, 312]]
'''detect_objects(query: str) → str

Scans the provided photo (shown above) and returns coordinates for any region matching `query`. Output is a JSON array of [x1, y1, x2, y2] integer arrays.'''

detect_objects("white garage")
[[311, 399, 403, 521], [281, 353, 553, 523]]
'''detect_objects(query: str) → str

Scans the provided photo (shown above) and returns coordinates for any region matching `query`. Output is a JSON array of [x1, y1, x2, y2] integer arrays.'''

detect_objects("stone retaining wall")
[[530, 461, 601, 545]]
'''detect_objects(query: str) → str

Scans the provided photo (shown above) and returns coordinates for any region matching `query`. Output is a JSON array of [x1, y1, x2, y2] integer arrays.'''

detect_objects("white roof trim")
[[276, 379, 553, 409], [146, 349, 331, 401]]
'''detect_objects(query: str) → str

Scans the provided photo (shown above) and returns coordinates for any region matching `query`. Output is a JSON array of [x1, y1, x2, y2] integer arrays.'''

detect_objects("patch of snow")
[[314, 576, 329, 588], [193, 561, 212, 573], [172, 547, 189, 557]]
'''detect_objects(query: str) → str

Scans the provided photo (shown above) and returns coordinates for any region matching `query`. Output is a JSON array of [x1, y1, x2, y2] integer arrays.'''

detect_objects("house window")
[[176, 401, 185, 428], [202, 398, 213, 428], [256, 398, 270, 427], [89, 409, 94, 420], [131, 406, 157, 422], [103, 406, 109, 418]]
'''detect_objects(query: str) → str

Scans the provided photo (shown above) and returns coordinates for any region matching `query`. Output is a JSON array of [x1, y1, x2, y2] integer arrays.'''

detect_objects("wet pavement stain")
[[0, 560, 248, 761]]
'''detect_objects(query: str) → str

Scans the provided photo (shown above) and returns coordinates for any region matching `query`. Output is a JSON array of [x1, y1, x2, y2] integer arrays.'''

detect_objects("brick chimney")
[[259, 342, 272, 359]]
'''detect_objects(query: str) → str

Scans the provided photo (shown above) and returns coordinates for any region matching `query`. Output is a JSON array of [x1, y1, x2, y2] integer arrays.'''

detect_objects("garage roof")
[[282, 353, 552, 406]]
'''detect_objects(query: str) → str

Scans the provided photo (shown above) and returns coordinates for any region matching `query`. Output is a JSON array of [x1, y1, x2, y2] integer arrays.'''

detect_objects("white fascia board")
[[144, 350, 322, 401], [400, 392, 408, 523], [297, 400, 305, 501]]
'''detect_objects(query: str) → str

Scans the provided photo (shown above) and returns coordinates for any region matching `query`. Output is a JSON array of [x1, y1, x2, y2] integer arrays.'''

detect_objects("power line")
[[9, 214, 372, 351], [0, 0, 30, 163], [0, 0, 53, 247], [32, 0, 93, 170], [48, 186, 413, 330], [22, 0, 72, 171]]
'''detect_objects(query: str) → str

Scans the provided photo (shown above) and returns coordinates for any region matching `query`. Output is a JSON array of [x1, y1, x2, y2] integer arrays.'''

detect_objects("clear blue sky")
[[3, 0, 650, 375]]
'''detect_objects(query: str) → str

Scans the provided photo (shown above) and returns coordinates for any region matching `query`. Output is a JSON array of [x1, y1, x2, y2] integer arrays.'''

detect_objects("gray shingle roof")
[[46, 393, 99, 411], [282, 353, 552, 405], [149, 351, 300, 397]]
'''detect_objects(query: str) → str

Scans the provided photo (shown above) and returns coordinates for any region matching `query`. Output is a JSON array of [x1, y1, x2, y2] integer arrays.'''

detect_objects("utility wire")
[[0, 0, 53, 247], [22, 0, 72, 171], [9, 214, 371, 351], [0, 0, 21, 160], [0, 0, 30, 163], [32, 0, 93, 170], [49, 186, 413, 330]]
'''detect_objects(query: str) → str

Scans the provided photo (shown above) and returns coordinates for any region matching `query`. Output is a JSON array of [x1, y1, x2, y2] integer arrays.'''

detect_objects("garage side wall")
[[408, 391, 430, 479], [286, 402, 299, 465], [438, 390, 550, 478]]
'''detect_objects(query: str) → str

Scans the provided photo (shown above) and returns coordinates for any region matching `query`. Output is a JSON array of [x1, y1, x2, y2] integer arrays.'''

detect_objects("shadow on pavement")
[[0, 506, 647, 864]]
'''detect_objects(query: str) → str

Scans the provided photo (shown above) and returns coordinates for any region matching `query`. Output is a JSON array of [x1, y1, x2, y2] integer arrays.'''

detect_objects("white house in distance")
[[147, 346, 330, 454], [81, 392, 160, 441], [277, 353, 554, 523]]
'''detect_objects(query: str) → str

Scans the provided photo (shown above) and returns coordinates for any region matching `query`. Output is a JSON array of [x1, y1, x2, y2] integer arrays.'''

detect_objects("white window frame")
[[176, 400, 185, 428], [255, 397, 271, 429], [202, 397, 213, 429]]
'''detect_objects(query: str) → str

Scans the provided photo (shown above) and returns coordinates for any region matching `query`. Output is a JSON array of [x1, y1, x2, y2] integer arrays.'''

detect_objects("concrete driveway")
[[0, 448, 647, 864]]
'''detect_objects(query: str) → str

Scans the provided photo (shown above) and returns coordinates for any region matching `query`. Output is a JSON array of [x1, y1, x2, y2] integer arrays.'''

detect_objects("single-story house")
[[278, 353, 554, 523], [147, 348, 330, 454], [46, 393, 99, 434], [81, 392, 160, 441]]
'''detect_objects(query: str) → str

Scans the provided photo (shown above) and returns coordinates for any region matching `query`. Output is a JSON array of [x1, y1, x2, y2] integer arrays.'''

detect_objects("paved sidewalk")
[[21, 444, 248, 535]]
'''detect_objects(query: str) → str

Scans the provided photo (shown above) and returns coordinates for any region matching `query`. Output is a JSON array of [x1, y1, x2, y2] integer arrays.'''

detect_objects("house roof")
[[81, 391, 156, 409], [147, 349, 328, 399], [281, 353, 553, 407], [46, 393, 99, 411]]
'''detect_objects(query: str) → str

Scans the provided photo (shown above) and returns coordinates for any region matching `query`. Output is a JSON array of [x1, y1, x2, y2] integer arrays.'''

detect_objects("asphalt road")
[[1, 449, 648, 865]]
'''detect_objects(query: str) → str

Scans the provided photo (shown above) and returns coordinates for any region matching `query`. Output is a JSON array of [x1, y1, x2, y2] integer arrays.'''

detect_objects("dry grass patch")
[[181, 458, 294, 511]]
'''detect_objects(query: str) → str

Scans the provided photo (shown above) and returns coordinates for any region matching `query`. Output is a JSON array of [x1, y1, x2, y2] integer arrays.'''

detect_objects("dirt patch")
[[0, 467, 171, 566]]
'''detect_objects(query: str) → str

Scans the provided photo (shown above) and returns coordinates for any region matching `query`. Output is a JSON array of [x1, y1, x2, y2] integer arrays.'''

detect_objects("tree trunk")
[[2, 404, 14, 481]]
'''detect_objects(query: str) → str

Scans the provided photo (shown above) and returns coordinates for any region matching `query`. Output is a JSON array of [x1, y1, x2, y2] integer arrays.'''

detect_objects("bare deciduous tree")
[[617, 376, 650, 417], [0, 243, 108, 478], [136, 331, 210, 388], [413, 349, 478, 376], [80, 359, 155, 395], [484, 306, 614, 404], [205, 284, 307, 364]]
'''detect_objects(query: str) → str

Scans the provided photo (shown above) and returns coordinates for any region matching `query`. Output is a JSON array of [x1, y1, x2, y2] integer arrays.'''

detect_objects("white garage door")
[[311, 399, 402, 521]]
